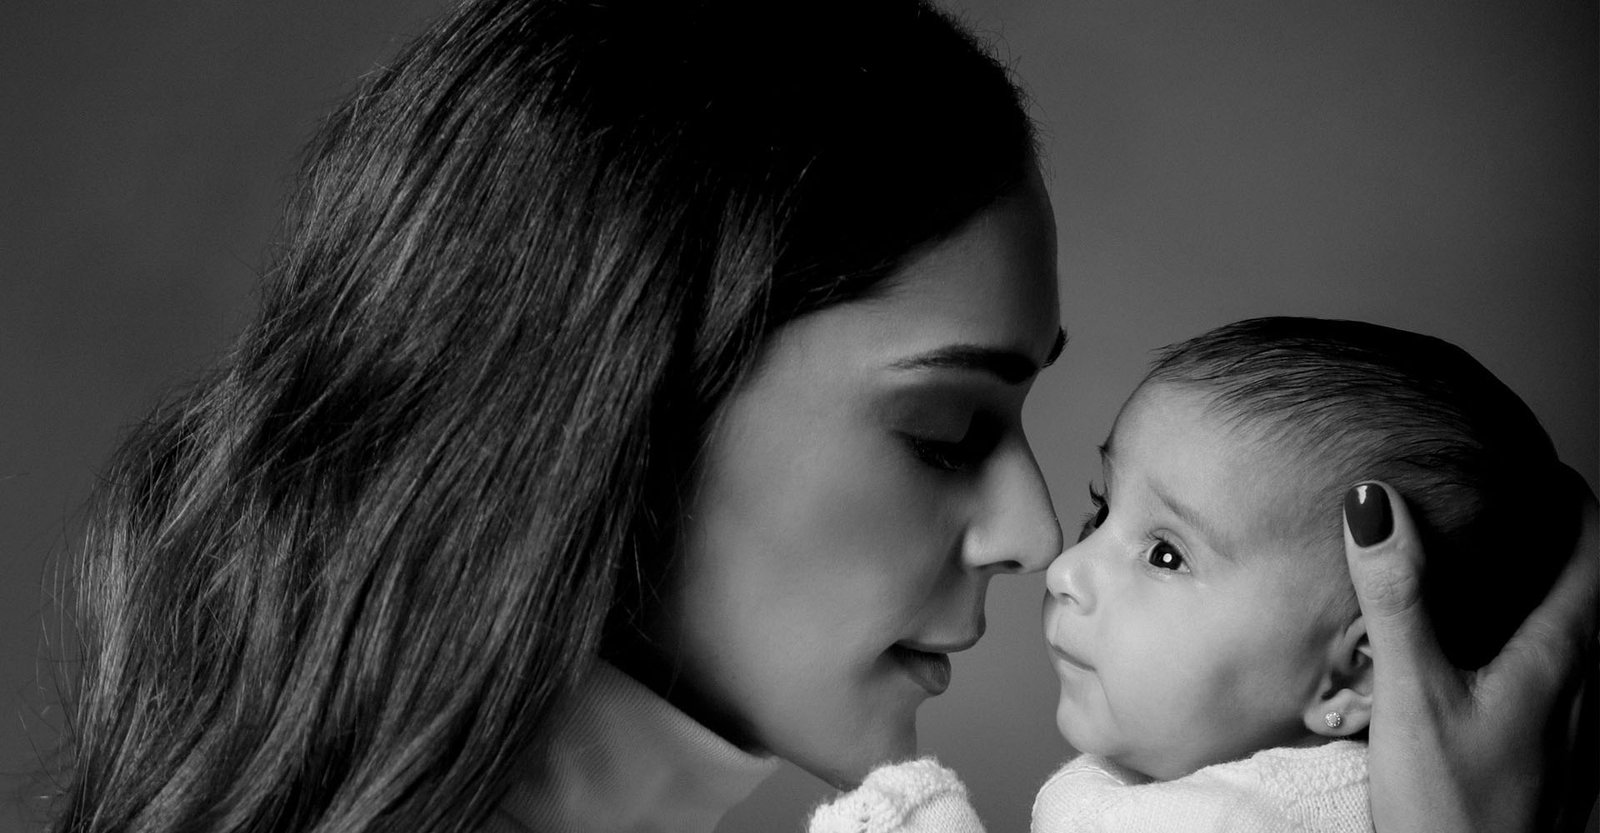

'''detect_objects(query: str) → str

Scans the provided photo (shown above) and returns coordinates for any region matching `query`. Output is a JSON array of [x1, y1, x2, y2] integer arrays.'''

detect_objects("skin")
[[600, 163, 1600, 825], [1043, 383, 1372, 781], [643, 171, 1065, 787], [1348, 475, 1600, 833]]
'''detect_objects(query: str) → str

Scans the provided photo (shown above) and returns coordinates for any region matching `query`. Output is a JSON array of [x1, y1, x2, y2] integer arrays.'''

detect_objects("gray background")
[[3, 1, 1594, 832]]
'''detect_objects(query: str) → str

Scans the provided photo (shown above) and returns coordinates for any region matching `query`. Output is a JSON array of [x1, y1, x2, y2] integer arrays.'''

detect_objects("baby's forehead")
[[1111, 382, 1346, 549], [1114, 381, 1304, 459]]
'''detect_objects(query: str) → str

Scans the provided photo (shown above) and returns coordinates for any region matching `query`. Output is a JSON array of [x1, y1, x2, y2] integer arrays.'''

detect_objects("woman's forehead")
[[856, 185, 1061, 365]]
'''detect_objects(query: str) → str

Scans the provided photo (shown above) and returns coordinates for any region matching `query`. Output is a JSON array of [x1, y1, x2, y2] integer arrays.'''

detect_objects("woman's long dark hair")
[[52, 1, 1035, 831]]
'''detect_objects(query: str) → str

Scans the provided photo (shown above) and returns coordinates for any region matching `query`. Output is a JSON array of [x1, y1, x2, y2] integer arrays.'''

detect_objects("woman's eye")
[[906, 415, 999, 473], [1078, 483, 1109, 542], [1146, 540, 1187, 572]]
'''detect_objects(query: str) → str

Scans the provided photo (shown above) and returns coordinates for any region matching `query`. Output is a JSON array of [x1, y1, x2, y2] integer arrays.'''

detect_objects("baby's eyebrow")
[[1149, 479, 1237, 560], [1101, 438, 1238, 558]]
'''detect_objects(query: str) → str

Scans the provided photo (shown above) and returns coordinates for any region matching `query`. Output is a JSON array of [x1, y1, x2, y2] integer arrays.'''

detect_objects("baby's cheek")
[[1165, 632, 1319, 771], [1125, 617, 1238, 723]]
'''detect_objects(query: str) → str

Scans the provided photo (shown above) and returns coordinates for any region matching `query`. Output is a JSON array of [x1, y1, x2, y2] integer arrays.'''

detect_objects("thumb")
[[1343, 481, 1454, 690]]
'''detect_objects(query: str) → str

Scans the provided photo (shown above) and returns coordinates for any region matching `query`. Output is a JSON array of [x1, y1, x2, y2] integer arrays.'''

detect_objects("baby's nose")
[[1044, 538, 1096, 613]]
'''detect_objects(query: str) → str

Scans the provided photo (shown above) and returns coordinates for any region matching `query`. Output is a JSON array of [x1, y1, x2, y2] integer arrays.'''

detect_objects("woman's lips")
[[888, 645, 953, 695]]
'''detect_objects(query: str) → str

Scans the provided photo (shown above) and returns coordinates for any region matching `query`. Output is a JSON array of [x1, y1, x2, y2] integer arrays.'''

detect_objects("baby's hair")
[[1143, 316, 1577, 670]]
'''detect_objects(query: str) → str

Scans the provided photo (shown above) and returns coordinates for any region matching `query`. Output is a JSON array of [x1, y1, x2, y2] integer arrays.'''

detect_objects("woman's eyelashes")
[[904, 413, 1001, 473]]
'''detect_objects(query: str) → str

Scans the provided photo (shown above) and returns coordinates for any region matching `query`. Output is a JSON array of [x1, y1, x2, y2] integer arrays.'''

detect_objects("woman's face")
[[651, 174, 1064, 786]]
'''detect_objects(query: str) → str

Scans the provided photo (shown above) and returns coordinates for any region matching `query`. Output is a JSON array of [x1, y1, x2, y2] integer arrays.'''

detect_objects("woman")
[[51, 1, 1597, 832]]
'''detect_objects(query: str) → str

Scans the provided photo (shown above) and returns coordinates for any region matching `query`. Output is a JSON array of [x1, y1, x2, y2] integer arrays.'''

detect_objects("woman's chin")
[[791, 721, 918, 789]]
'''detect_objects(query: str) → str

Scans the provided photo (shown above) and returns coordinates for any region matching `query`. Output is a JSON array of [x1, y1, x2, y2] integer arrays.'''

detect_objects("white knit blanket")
[[1032, 741, 1370, 833], [808, 758, 985, 833], [807, 741, 1369, 833]]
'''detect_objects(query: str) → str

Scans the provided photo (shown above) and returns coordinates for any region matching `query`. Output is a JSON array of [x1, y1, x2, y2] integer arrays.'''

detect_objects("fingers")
[[1492, 465, 1599, 700], [1552, 660, 1597, 833], [1343, 481, 1454, 688]]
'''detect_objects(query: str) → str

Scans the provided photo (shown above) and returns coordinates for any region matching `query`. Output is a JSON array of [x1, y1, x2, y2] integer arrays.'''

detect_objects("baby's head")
[[1041, 316, 1576, 782]]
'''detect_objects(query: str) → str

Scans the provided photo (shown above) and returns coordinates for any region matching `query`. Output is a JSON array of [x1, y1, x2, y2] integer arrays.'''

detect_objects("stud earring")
[[1323, 711, 1343, 730]]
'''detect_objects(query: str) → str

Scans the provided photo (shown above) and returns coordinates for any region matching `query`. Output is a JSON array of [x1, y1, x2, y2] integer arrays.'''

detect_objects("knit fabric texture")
[[808, 757, 987, 833], [1031, 741, 1370, 833]]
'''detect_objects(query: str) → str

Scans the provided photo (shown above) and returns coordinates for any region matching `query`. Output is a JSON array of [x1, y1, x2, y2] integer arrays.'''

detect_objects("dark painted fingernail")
[[1345, 482, 1393, 547]]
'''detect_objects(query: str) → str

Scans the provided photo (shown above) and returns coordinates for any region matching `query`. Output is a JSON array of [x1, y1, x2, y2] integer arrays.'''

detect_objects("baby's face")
[[1041, 383, 1354, 781]]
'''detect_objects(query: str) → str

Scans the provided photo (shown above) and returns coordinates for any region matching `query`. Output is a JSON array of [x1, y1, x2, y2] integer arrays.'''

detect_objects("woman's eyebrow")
[[889, 328, 1068, 384]]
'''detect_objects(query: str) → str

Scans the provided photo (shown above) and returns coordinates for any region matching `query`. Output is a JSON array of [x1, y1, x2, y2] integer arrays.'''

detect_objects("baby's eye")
[[1146, 540, 1187, 572]]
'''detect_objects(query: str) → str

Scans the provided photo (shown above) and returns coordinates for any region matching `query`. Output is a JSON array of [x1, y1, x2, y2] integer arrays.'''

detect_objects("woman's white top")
[[485, 662, 780, 833]]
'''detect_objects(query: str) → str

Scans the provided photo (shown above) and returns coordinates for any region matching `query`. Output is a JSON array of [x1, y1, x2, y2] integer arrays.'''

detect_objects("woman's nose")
[[962, 438, 1063, 574], [1045, 536, 1095, 612]]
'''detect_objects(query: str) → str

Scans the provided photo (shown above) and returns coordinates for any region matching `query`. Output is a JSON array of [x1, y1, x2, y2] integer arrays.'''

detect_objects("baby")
[[810, 316, 1577, 833]]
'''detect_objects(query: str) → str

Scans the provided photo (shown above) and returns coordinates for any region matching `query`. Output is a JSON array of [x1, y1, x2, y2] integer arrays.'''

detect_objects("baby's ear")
[[1302, 616, 1372, 738]]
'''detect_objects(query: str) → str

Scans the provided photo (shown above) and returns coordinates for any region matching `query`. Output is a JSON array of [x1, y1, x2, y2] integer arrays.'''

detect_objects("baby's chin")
[[1054, 698, 1115, 763], [1054, 703, 1192, 783]]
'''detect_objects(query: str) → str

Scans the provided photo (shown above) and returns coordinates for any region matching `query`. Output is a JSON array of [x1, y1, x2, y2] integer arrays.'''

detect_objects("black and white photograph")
[[3, 1, 1595, 831]]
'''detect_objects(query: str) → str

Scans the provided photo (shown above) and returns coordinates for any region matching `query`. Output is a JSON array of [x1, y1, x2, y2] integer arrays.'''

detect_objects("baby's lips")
[[1046, 638, 1095, 673]]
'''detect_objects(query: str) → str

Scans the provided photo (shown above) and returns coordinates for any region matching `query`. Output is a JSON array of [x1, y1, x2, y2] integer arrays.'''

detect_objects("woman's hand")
[[1343, 469, 1599, 833]]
